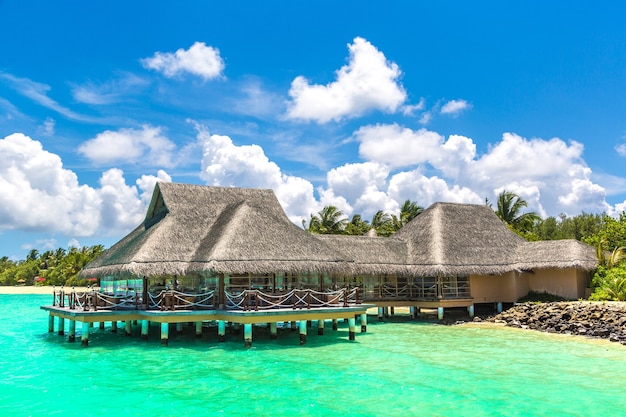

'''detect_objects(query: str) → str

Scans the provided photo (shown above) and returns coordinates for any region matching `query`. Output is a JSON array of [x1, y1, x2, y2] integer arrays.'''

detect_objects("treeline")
[[0, 246, 104, 287]]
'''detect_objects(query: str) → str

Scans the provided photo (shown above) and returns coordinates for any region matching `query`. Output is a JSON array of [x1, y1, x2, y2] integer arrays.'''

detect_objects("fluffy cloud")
[[197, 127, 319, 223], [141, 42, 225, 80], [440, 99, 471, 116], [285, 37, 406, 123], [78, 125, 176, 167], [616, 143, 626, 157], [0, 133, 168, 237]]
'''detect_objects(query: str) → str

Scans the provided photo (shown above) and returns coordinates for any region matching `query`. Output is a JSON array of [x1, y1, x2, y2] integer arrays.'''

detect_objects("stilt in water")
[[218, 320, 226, 342], [377, 307, 383, 321], [68, 320, 76, 342], [57, 317, 65, 336], [317, 319, 324, 335], [81, 322, 89, 347], [360, 313, 367, 333], [390, 306, 395, 316], [497, 302, 503, 313], [348, 318, 356, 341], [111, 321, 118, 333], [468, 304, 475, 318], [125, 320, 132, 336], [48, 315, 54, 333], [99, 322, 105, 330], [299, 320, 307, 345], [176, 322, 183, 334], [409, 306, 416, 319], [332, 318, 338, 331], [141, 320, 149, 341], [195, 321, 202, 338], [161, 323, 169, 346], [437, 307, 444, 320], [244, 323, 253, 348], [270, 322, 278, 339]]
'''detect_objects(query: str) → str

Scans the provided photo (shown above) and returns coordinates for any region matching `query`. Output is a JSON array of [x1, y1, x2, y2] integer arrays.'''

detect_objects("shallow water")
[[1, 295, 626, 416]]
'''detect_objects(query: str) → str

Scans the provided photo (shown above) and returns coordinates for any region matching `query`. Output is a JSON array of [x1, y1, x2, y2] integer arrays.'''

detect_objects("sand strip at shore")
[[0, 286, 91, 295]]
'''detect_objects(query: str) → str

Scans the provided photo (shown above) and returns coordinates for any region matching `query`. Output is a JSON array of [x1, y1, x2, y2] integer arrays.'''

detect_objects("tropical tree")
[[392, 200, 424, 230], [304, 206, 348, 234], [371, 210, 395, 237], [344, 214, 371, 236], [492, 191, 540, 234]]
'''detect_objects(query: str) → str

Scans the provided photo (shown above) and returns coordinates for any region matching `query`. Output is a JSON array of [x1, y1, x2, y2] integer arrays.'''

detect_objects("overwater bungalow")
[[41, 182, 598, 347]]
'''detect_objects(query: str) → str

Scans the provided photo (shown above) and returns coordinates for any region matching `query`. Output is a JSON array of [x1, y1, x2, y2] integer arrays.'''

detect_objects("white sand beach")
[[0, 286, 91, 295]]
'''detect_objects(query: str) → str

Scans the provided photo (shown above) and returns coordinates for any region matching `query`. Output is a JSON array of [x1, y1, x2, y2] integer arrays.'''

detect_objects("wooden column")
[[244, 323, 253, 348], [99, 322, 105, 330], [377, 307, 384, 321], [125, 320, 132, 336], [218, 320, 226, 342], [332, 318, 338, 331], [270, 322, 278, 339], [290, 321, 296, 331], [57, 317, 65, 336], [468, 304, 475, 318], [68, 320, 76, 342], [141, 320, 149, 340], [161, 323, 169, 346], [48, 314, 54, 333], [348, 318, 356, 341], [176, 322, 183, 333], [437, 307, 444, 320], [299, 320, 307, 345], [360, 313, 367, 333], [195, 321, 202, 338], [497, 302, 503, 313], [81, 322, 89, 347], [111, 321, 118, 333], [317, 319, 324, 335]]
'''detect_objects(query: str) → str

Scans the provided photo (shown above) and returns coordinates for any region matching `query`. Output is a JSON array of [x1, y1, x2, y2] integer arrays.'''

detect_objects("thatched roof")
[[513, 240, 598, 271], [80, 182, 347, 277], [394, 202, 528, 275], [81, 183, 598, 278]]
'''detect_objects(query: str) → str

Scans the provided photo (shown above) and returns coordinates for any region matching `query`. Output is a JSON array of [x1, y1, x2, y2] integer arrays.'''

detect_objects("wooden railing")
[[148, 290, 216, 310], [364, 281, 471, 301], [224, 288, 360, 311]]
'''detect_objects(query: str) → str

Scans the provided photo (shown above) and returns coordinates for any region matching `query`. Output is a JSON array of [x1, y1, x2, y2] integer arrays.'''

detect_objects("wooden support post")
[[332, 318, 338, 331], [360, 313, 367, 333], [497, 302, 503, 313], [468, 304, 475, 318], [348, 318, 356, 341], [244, 323, 253, 348], [161, 323, 169, 346], [377, 307, 383, 321], [57, 317, 65, 336], [125, 320, 132, 336], [384, 307, 390, 318], [195, 321, 202, 338], [111, 321, 118, 333], [299, 320, 307, 345], [390, 306, 395, 316], [290, 321, 296, 331], [176, 322, 183, 333], [270, 322, 278, 339], [81, 322, 89, 347], [437, 307, 444, 320], [317, 319, 324, 335], [218, 320, 226, 342], [68, 320, 76, 342], [99, 322, 105, 330], [48, 314, 54, 333], [141, 320, 149, 340]]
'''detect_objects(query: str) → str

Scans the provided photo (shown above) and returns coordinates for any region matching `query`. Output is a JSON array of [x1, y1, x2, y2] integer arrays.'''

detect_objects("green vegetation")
[[0, 245, 104, 287]]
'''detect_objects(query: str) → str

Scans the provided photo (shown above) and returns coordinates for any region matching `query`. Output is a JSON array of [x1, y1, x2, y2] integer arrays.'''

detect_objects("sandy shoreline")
[[0, 286, 92, 294]]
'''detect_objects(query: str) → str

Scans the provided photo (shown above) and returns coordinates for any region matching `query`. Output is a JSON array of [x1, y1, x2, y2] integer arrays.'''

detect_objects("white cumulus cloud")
[[440, 99, 471, 116], [0, 133, 169, 237], [78, 125, 176, 167], [141, 42, 225, 80], [285, 37, 406, 123]]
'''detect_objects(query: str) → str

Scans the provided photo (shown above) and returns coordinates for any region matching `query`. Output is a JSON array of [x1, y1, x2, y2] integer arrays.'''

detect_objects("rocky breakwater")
[[487, 302, 626, 345]]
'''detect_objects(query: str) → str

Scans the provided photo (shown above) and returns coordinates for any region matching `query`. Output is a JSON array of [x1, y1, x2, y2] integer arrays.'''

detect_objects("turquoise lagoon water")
[[1, 295, 626, 417]]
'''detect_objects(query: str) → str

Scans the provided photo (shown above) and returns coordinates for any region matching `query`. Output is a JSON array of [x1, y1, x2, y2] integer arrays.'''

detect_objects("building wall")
[[470, 272, 523, 303], [525, 268, 590, 300]]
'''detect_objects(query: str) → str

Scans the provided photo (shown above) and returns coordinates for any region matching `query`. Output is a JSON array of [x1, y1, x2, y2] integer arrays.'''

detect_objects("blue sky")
[[2, 1, 626, 259]]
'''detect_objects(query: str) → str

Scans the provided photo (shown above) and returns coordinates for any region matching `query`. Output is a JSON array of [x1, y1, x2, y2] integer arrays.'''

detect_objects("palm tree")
[[345, 214, 372, 235], [305, 206, 348, 234], [493, 191, 540, 233], [392, 200, 424, 230], [371, 210, 395, 237]]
